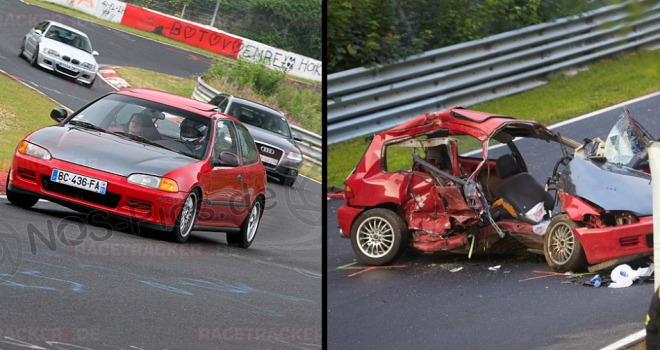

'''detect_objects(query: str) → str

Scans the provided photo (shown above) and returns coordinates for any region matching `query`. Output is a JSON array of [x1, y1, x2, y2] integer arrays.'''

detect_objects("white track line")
[[600, 329, 646, 350]]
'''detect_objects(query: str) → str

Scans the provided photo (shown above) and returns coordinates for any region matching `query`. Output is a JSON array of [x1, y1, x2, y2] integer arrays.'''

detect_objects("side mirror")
[[293, 133, 304, 142], [216, 151, 239, 167], [92, 50, 99, 56], [34, 29, 43, 36], [50, 108, 68, 123]]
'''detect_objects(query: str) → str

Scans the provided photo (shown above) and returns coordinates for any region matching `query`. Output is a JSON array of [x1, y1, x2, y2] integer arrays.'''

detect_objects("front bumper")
[[576, 216, 653, 265], [9, 153, 187, 231], [36, 51, 96, 85], [266, 157, 302, 179]]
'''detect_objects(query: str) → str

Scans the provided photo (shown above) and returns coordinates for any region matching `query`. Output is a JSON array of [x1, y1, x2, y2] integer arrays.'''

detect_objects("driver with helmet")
[[180, 118, 209, 157]]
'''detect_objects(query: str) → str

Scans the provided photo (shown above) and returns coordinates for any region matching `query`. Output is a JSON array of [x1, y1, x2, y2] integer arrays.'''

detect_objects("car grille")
[[41, 175, 121, 208], [17, 167, 37, 182], [55, 65, 80, 77], [255, 142, 283, 169], [127, 198, 153, 212], [619, 236, 638, 247]]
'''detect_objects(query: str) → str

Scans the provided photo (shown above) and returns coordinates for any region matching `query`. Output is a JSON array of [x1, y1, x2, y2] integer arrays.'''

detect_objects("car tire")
[[18, 39, 25, 59], [6, 173, 38, 209], [278, 174, 296, 187], [30, 46, 39, 67], [171, 191, 199, 243], [543, 214, 587, 272], [350, 208, 408, 266], [227, 199, 262, 249]]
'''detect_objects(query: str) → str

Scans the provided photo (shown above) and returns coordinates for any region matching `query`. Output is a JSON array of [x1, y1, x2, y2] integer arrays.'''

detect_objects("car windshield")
[[46, 25, 92, 54], [604, 112, 647, 166], [227, 102, 292, 138], [69, 94, 212, 160]]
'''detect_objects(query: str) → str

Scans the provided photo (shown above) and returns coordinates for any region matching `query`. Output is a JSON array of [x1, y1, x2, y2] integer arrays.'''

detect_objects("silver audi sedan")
[[19, 20, 99, 88]]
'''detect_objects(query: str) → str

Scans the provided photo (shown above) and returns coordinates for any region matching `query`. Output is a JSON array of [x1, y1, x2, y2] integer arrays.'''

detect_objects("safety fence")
[[327, 1, 660, 145], [191, 77, 322, 168]]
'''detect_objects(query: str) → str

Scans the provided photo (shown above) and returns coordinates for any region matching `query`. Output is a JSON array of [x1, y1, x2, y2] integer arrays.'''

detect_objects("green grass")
[[0, 73, 60, 171], [114, 67, 196, 97], [328, 49, 660, 187], [299, 162, 321, 182]]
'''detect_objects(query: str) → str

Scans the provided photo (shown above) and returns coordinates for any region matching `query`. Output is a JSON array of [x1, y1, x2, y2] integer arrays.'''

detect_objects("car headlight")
[[80, 62, 95, 70], [18, 141, 51, 161], [43, 48, 59, 57], [127, 174, 179, 193], [286, 151, 302, 162]]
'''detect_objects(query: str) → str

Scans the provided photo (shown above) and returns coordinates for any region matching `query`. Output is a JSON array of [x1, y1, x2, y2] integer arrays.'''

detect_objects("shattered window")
[[604, 113, 645, 166]]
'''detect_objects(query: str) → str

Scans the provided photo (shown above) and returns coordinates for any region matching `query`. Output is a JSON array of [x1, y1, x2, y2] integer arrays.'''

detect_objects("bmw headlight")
[[127, 174, 179, 193], [80, 62, 95, 70], [286, 151, 302, 162], [43, 48, 59, 57], [18, 141, 51, 161]]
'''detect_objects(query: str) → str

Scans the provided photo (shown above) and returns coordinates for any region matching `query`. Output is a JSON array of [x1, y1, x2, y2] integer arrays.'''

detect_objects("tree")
[[248, 0, 322, 60]]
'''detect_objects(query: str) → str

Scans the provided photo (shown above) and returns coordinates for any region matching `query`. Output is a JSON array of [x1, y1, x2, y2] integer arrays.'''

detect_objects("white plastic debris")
[[525, 202, 545, 223], [608, 264, 647, 288], [532, 220, 550, 235], [450, 267, 463, 273], [488, 265, 501, 271]]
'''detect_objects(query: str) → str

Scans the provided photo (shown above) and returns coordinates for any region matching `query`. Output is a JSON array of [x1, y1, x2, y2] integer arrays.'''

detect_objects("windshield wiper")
[[68, 120, 107, 133], [111, 131, 172, 151]]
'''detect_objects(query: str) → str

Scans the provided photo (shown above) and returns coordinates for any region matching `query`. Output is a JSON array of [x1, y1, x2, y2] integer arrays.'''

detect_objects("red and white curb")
[[97, 66, 131, 90], [0, 171, 7, 195]]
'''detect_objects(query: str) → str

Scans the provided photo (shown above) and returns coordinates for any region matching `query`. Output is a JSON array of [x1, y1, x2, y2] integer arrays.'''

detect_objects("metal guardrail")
[[327, 1, 660, 145], [192, 77, 322, 166]]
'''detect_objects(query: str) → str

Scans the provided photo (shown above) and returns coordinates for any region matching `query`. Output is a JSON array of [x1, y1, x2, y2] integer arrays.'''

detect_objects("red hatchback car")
[[337, 107, 653, 271], [7, 88, 267, 247]]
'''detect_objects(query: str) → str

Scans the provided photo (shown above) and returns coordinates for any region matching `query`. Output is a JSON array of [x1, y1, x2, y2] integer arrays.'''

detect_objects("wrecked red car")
[[336, 107, 653, 272]]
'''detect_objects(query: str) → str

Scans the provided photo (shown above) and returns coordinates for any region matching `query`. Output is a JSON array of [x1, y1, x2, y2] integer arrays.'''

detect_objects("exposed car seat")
[[495, 154, 553, 224]]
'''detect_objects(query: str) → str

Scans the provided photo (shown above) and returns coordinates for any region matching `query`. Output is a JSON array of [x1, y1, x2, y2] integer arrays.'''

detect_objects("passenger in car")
[[46, 30, 60, 40], [229, 105, 243, 120], [128, 113, 161, 140]]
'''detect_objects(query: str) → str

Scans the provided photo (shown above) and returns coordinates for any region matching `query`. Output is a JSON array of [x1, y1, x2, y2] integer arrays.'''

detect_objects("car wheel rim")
[[356, 217, 395, 258], [246, 202, 260, 242], [179, 194, 196, 238], [548, 222, 575, 264]]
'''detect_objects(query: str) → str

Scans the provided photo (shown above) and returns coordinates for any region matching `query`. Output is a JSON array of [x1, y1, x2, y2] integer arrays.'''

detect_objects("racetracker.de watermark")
[[66, 242, 210, 258], [191, 326, 322, 343]]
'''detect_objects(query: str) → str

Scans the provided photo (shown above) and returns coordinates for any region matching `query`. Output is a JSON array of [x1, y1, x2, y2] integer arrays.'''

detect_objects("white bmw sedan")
[[19, 20, 99, 88]]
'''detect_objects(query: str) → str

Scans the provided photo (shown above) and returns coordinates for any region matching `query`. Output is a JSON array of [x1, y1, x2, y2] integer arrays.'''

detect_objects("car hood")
[[29, 125, 198, 177], [558, 156, 652, 216], [244, 124, 301, 153], [42, 38, 96, 63]]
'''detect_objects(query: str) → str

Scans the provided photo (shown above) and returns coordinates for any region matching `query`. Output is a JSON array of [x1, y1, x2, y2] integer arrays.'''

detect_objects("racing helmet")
[[180, 118, 208, 144]]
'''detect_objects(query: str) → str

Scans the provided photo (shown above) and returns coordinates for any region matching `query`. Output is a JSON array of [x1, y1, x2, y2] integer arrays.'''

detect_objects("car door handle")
[[238, 174, 243, 182]]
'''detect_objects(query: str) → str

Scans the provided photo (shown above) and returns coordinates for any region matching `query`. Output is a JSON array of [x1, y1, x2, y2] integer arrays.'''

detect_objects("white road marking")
[[600, 329, 645, 350]]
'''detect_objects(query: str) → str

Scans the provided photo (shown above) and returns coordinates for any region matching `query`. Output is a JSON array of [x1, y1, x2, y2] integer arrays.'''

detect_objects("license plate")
[[58, 62, 78, 72], [260, 154, 279, 166], [51, 169, 107, 194]]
